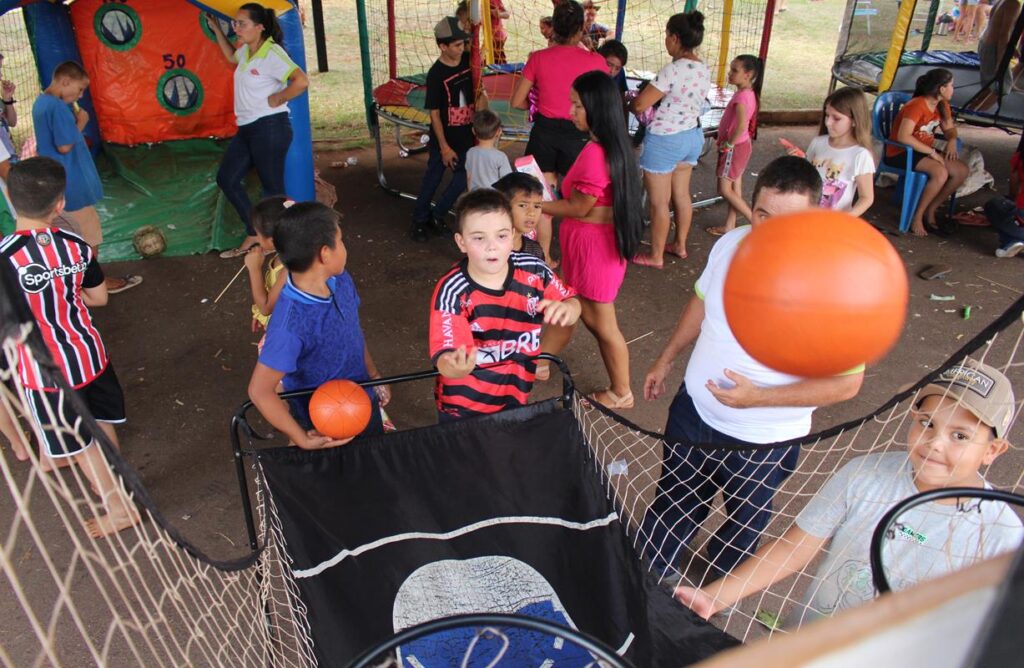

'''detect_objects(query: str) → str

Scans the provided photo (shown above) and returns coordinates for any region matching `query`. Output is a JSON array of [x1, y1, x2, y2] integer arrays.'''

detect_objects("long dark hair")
[[666, 11, 705, 50], [914, 68, 953, 121], [733, 53, 763, 138], [914, 68, 953, 97], [552, 1, 585, 44], [734, 54, 763, 102], [241, 2, 284, 45], [572, 70, 643, 260]]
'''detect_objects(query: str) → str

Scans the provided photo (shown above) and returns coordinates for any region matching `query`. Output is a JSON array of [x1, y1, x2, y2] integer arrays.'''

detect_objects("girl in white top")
[[206, 4, 309, 258], [800, 87, 876, 216], [629, 12, 711, 268]]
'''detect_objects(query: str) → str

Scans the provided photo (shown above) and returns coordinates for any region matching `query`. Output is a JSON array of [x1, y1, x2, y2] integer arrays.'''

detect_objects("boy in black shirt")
[[411, 17, 475, 242]]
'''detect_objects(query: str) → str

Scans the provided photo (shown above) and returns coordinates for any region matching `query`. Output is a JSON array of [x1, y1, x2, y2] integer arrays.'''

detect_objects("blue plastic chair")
[[872, 92, 928, 233], [872, 91, 959, 233]]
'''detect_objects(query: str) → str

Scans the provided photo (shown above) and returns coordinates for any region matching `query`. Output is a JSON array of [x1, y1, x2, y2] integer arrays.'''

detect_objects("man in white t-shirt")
[[641, 156, 865, 578]]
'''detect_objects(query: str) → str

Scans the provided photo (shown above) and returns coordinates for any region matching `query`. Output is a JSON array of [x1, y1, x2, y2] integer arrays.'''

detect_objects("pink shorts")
[[716, 140, 752, 181], [559, 218, 626, 303]]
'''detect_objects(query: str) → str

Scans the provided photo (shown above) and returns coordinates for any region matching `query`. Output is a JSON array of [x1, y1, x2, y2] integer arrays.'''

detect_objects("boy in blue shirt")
[[32, 61, 139, 293], [248, 202, 389, 449]]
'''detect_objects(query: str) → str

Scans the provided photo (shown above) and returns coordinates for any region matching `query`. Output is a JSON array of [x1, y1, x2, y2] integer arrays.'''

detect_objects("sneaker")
[[995, 241, 1024, 258], [409, 223, 429, 243]]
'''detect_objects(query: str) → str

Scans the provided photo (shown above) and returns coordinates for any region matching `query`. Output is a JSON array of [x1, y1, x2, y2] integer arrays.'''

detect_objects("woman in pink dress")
[[539, 71, 643, 409]]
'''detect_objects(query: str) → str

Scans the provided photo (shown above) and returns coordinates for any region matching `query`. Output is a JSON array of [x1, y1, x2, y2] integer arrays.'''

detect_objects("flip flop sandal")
[[706, 226, 729, 237], [952, 212, 989, 227], [588, 389, 635, 410], [107, 275, 144, 295], [219, 243, 259, 259]]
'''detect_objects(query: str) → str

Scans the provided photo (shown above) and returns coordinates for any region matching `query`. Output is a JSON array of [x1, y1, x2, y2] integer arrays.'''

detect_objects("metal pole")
[[355, 0, 378, 135], [386, 0, 397, 81], [921, 0, 939, 52], [230, 411, 260, 552], [310, 0, 329, 72], [716, 0, 735, 88]]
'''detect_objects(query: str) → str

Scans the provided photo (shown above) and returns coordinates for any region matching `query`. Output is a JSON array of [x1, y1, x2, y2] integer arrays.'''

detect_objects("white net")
[[2, 268, 1021, 663], [362, 0, 772, 123], [363, 0, 771, 79], [0, 319, 315, 667], [0, 9, 38, 152], [576, 302, 1024, 642]]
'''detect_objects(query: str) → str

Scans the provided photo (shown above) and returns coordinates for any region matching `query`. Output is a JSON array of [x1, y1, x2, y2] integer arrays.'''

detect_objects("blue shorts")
[[639, 126, 703, 174]]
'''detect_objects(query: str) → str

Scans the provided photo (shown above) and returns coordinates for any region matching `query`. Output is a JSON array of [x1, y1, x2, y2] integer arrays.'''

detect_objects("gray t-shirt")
[[795, 452, 1023, 623], [466, 146, 512, 191]]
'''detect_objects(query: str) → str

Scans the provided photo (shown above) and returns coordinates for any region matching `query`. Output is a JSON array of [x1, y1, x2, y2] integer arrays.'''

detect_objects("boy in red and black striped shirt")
[[0, 157, 138, 537], [429, 189, 580, 421]]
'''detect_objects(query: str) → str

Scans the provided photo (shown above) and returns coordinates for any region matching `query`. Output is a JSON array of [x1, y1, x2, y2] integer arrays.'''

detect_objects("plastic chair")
[[872, 92, 929, 233], [872, 91, 959, 233]]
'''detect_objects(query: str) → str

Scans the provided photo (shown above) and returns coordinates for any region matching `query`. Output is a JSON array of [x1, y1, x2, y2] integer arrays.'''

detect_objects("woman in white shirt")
[[207, 4, 309, 258], [629, 12, 711, 267]]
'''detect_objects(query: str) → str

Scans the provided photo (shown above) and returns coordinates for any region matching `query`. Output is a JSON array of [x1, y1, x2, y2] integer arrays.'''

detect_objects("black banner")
[[258, 400, 739, 666]]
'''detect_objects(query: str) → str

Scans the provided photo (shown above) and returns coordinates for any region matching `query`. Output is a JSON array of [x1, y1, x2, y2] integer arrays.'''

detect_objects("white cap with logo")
[[918, 359, 1016, 438]]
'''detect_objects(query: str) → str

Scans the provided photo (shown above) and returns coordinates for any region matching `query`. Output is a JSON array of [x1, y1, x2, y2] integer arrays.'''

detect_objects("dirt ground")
[[78, 122, 1023, 561], [3, 122, 1021, 666]]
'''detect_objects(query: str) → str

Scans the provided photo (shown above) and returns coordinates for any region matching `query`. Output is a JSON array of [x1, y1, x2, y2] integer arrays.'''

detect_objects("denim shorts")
[[639, 126, 704, 174]]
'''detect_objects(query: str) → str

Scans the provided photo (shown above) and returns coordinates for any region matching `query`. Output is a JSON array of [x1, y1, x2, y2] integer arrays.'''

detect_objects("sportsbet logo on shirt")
[[18, 261, 88, 293]]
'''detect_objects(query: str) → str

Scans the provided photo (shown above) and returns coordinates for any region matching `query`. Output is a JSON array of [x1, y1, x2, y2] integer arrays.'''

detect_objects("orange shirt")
[[886, 97, 948, 157]]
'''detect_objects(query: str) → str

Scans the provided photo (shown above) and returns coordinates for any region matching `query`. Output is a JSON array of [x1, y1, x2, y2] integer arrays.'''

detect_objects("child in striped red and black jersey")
[[429, 189, 581, 421], [0, 157, 139, 538]]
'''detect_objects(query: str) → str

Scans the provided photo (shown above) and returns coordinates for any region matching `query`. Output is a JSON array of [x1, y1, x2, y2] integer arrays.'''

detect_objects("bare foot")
[[85, 507, 141, 538], [10, 438, 28, 462], [706, 225, 732, 237], [664, 242, 688, 259], [631, 253, 664, 269], [535, 361, 550, 382], [910, 224, 928, 237]]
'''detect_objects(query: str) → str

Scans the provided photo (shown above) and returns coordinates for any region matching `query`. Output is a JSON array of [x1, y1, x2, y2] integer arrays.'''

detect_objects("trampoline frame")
[[830, 0, 1024, 131]]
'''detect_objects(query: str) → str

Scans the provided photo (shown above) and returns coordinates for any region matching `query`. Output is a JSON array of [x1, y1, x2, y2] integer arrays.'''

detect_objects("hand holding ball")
[[309, 379, 372, 440], [723, 211, 908, 377]]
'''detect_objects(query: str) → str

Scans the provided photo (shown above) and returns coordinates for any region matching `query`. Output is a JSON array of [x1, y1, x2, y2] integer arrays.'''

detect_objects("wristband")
[[2, 99, 14, 105]]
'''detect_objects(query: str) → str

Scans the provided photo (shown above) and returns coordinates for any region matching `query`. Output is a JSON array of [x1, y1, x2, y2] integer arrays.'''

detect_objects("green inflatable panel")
[[94, 139, 260, 262]]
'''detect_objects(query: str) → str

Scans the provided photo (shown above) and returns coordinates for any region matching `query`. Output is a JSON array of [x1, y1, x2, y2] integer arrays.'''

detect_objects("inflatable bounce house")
[[0, 0, 313, 260]]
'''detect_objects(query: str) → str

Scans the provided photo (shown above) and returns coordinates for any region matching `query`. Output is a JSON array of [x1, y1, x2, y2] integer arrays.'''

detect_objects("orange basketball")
[[723, 210, 908, 378], [309, 379, 372, 440]]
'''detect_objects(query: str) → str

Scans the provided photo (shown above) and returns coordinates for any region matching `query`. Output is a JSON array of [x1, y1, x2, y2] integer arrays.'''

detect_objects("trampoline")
[[831, 0, 1024, 129]]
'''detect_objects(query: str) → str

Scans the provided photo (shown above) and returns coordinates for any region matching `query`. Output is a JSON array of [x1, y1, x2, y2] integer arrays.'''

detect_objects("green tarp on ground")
[[98, 139, 258, 261], [1, 138, 257, 261]]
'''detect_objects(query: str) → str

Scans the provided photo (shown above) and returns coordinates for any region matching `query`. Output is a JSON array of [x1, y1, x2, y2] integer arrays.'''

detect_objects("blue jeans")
[[983, 196, 1024, 248], [412, 142, 467, 225], [641, 386, 800, 576], [217, 113, 293, 236]]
